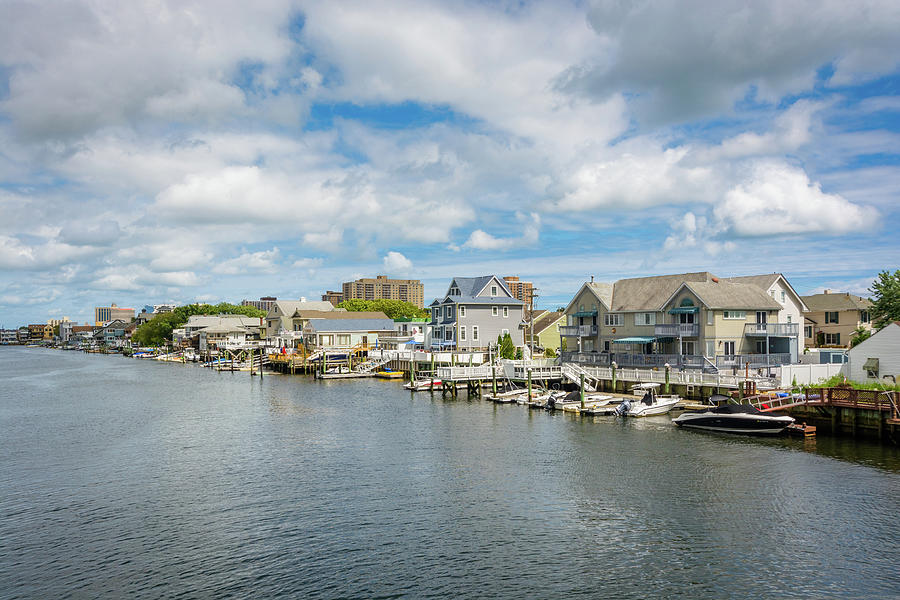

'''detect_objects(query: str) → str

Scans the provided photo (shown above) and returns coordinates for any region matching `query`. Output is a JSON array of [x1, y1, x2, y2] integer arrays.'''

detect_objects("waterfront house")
[[264, 300, 335, 341], [723, 274, 808, 354], [561, 272, 800, 370], [530, 310, 567, 353], [181, 315, 265, 351], [95, 319, 131, 348], [302, 317, 395, 352], [801, 291, 873, 348], [0, 329, 18, 344], [428, 275, 526, 350], [842, 322, 900, 384]]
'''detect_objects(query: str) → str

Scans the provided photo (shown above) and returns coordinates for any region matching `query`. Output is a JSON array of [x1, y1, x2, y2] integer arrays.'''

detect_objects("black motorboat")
[[672, 403, 794, 435]]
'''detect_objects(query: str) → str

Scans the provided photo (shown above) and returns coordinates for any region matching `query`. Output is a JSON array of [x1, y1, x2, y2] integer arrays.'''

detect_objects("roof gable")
[[801, 292, 873, 312], [565, 282, 613, 313]]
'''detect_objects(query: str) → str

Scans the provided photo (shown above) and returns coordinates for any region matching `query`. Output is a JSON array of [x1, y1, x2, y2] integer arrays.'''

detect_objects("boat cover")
[[711, 404, 764, 415]]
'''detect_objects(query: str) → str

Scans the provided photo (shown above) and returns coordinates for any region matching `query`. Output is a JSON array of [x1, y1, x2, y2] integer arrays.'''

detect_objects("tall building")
[[241, 297, 278, 312], [95, 303, 135, 326], [342, 275, 424, 307], [321, 290, 343, 306], [503, 276, 535, 312]]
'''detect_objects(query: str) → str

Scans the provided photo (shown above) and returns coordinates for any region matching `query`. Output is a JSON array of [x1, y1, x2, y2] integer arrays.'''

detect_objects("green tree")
[[869, 269, 900, 329], [337, 299, 427, 319], [499, 333, 515, 359], [850, 325, 872, 348], [132, 303, 265, 347]]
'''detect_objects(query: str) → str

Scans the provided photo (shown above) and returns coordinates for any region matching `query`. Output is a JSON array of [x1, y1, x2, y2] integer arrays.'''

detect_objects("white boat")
[[672, 404, 794, 435], [616, 383, 680, 417], [404, 379, 443, 391]]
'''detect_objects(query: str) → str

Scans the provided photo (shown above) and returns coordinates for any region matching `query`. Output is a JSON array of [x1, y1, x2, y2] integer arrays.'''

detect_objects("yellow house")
[[562, 272, 797, 370], [801, 291, 872, 348]]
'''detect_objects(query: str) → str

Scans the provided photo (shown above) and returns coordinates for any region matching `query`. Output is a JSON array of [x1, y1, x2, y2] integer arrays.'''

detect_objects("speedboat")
[[616, 383, 680, 417], [404, 379, 442, 391], [672, 404, 794, 435]]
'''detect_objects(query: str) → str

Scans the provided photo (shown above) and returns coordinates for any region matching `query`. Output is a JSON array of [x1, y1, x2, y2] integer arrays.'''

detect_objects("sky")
[[1, 0, 899, 326]]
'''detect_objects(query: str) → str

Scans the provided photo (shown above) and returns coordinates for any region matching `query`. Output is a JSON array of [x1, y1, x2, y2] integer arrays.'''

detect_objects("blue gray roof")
[[444, 296, 524, 305], [305, 318, 395, 332]]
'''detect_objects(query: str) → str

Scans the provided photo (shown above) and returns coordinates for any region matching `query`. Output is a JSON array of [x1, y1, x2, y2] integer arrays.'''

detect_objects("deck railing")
[[559, 325, 598, 337], [654, 323, 699, 337], [716, 353, 792, 368], [805, 388, 900, 417], [743, 323, 800, 336]]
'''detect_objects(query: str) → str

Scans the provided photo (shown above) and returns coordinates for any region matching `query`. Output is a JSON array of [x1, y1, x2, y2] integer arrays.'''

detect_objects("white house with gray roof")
[[429, 275, 526, 350], [562, 272, 802, 370]]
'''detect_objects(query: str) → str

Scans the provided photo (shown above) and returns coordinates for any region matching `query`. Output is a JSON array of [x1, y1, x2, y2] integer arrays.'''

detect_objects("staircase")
[[561, 363, 598, 391], [354, 356, 391, 373]]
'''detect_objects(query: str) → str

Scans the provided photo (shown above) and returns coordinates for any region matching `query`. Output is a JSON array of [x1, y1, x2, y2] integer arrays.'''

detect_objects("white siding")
[[844, 323, 900, 383]]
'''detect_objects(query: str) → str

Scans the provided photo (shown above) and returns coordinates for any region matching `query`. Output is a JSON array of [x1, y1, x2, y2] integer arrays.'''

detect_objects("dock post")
[[664, 363, 670, 395], [611, 361, 617, 392], [492, 361, 497, 396], [250, 349, 254, 376], [580, 372, 585, 409], [260, 349, 263, 379], [431, 353, 436, 394], [527, 369, 532, 403]]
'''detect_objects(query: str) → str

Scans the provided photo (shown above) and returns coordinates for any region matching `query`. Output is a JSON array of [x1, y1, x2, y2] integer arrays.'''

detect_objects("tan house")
[[530, 310, 566, 354], [264, 300, 336, 339], [802, 291, 872, 348], [562, 272, 800, 370]]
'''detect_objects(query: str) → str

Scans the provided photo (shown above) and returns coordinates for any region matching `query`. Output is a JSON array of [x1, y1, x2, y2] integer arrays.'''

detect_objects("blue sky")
[[0, 0, 898, 326]]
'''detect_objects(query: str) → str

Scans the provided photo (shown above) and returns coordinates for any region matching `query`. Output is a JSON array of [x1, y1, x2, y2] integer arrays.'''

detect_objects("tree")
[[499, 333, 515, 359], [869, 269, 900, 330], [850, 325, 872, 348], [337, 299, 427, 319], [132, 303, 265, 347]]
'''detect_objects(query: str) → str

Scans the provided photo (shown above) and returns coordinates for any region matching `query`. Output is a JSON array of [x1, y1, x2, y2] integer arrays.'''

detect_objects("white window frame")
[[634, 312, 656, 326], [491, 285, 498, 296], [492, 306, 499, 316], [707, 310, 713, 326], [460, 326, 466, 342], [724, 341, 735, 355], [604, 313, 624, 327], [705, 341, 715, 357], [472, 326, 479, 341], [804, 326, 813, 339], [503, 306, 509, 318], [787, 315, 792, 324], [723, 311, 746, 320], [501, 328, 509, 336], [780, 290, 786, 303], [459, 306, 466, 318], [447, 306, 454, 319], [434, 307, 442, 320]]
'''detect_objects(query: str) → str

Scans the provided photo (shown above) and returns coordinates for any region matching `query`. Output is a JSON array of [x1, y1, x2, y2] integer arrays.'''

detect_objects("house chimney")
[[823, 289, 831, 294], [591, 275, 594, 283]]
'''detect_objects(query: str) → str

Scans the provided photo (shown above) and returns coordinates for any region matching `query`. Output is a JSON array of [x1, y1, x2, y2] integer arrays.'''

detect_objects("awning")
[[613, 336, 655, 344], [668, 307, 699, 314], [572, 310, 598, 317], [863, 358, 879, 372]]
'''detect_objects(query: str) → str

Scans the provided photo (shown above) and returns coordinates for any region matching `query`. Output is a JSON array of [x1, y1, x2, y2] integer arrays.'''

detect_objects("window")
[[707, 310, 713, 326], [501, 328, 509, 336], [723, 311, 746, 320], [824, 333, 840, 345], [447, 306, 454, 319], [860, 310, 870, 323], [634, 312, 656, 326], [450, 286, 460, 296], [804, 326, 813, 339], [445, 328, 453, 340], [604, 313, 624, 326], [491, 285, 498, 296], [434, 307, 442, 320], [787, 315, 792, 324], [460, 326, 466, 342], [459, 306, 466, 318], [724, 341, 735, 355], [705, 341, 715, 357], [780, 290, 785, 303], [472, 326, 479, 341], [825, 311, 839, 324], [320, 335, 333, 346], [337, 334, 350, 346], [604, 341, 610, 352], [503, 306, 509, 318], [492, 306, 499, 316], [755, 340, 766, 354]]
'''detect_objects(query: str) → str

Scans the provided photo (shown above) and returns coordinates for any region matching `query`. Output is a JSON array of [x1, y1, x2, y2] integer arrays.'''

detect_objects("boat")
[[374, 370, 405, 379], [616, 383, 680, 417], [672, 403, 794, 435], [404, 379, 443, 391]]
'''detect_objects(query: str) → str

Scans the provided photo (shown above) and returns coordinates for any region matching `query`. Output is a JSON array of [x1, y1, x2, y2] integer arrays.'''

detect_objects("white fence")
[[779, 363, 843, 387]]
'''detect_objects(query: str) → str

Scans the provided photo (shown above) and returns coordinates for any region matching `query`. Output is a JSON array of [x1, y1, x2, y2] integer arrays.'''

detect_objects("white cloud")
[[715, 162, 879, 236], [292, 257, 324, 269], [382, 251, 413, 274], [462, 213, 541, 251], [213, 248, 281, 275]]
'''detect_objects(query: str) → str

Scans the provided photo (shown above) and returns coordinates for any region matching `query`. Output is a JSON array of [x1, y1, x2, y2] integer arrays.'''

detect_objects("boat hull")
[[626, 397, 680, 417], [673, 412, 794, 435]]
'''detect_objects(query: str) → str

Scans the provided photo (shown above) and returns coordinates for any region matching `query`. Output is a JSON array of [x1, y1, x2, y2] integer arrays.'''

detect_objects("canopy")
[[668, 307, 699, 314], [613, 336, 655, 343], [572, 310, 598, 317]]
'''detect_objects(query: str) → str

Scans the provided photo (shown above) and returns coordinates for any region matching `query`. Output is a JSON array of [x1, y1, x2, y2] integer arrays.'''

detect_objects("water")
[[2, 347, 899, 599]]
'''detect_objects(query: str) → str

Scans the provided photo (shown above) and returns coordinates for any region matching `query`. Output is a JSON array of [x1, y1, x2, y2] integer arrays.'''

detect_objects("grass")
[[805, 374, 900, 392]]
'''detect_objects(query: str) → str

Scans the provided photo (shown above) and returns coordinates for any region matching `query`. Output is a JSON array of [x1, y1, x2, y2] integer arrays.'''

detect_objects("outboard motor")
[[615, 398, 631, 416]]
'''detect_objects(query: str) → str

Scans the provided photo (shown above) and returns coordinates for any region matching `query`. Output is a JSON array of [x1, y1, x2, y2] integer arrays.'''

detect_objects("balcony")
[[559, 325, 598, 337], [654, 323, 699, 338], [743, 323, 799, 337], [715, 353, 792, 368]]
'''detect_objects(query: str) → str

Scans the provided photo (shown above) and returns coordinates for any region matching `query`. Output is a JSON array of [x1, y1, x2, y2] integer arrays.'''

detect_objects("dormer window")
[[450, 286, 460, 296], [491, 285, 498, 296]]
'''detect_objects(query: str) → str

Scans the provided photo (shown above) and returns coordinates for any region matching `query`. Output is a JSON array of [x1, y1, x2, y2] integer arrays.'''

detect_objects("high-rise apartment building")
[[321, 290, 344, 306], [241, 297, 278, 312], [503, 276, 535, 311], [95, 303, 135, 326], [342, 275, 424, 307]]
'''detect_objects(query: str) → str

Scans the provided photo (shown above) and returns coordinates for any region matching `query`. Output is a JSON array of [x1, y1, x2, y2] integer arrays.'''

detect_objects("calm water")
[[2, 347, 899, 599]]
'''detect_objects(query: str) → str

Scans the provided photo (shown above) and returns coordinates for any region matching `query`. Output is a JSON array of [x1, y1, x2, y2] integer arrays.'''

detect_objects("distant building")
[[321, 290, 343, 306], [802, 290, 873, 348], [241, 296, 278, 312], [153, 304, 176, 313], [0, 329, 18, 344], [342, 275, 424, 307], [95, 303, 135, 326], [503, 276, 535, 312]]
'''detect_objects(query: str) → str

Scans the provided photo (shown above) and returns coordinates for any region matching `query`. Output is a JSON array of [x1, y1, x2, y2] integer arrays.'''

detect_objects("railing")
[[574, 364, 779, 391], [654, 323, 699, 337], [805, 388, 900, 417], [559, 325, 598, 337], [743, 323, 800, 336], [437, 365, 495, 381], [716, 353, 792, 368], [560, 352, 610, 365]]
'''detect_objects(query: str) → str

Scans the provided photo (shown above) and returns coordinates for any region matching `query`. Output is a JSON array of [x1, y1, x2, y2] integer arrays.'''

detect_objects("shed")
[[842, 322, 900, 384]]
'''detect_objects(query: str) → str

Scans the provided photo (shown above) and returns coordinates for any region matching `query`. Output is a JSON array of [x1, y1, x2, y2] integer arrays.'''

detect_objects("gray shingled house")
[[429, 275, 526, 350]]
